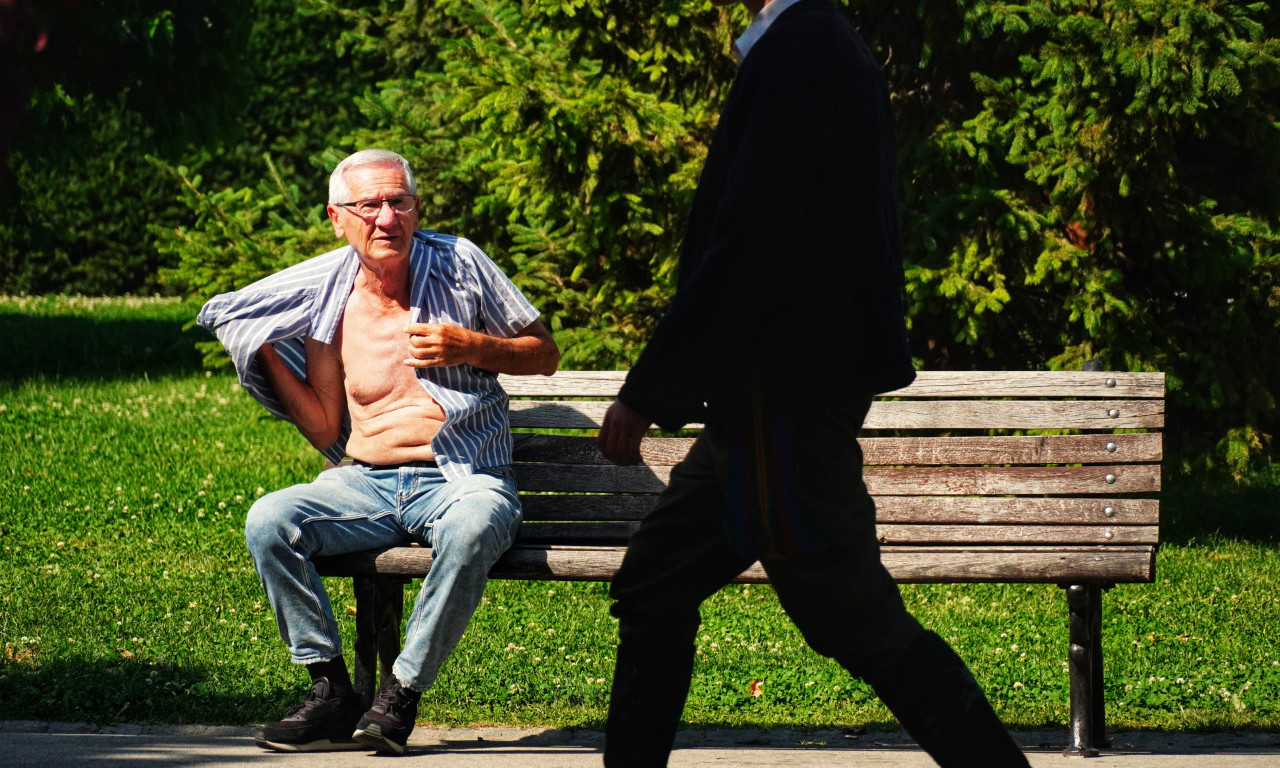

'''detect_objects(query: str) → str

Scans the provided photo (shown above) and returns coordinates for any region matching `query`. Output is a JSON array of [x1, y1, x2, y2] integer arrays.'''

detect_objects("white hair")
[[328, 149, 417, 203]]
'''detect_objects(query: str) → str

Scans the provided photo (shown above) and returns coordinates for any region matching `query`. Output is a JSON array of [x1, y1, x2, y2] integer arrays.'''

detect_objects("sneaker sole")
[[352, 723, 408, 755], [254, 736, 367, 752]]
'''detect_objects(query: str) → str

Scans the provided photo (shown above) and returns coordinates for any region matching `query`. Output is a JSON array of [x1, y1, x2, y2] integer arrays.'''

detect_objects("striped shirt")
[[197, 230, 540, 481]]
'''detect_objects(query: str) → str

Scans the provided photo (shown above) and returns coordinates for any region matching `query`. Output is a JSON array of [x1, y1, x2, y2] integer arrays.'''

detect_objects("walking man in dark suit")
[[596, 1, 1030, 766]]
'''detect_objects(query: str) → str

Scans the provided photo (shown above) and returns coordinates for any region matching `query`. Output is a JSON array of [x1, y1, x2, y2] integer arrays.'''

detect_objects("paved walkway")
[[4, 722, 1280, 767]]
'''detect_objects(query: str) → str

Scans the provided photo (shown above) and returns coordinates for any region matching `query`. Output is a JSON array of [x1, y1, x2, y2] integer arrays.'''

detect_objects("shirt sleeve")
[[454, 238, 541, 338]]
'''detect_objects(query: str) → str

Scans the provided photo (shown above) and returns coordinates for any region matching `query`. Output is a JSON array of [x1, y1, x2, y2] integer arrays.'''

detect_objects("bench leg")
[[352, 575, 407, 709], [1062, 583, 1108, 756]]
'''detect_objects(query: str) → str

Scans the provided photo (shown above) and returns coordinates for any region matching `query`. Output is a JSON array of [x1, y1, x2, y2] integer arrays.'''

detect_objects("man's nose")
[[374, 200, 398, 227]]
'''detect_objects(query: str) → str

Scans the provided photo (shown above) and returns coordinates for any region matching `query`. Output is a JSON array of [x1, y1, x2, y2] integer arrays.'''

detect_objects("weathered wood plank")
[[879, 371, 1165, 399], [519, 494, 658, 521], [513, 434, 695, 466], [870, 496, 1159, 525], [860, 433, 1162, 465], [517, 494, 1160, 525], [498, 370, 1166, 400], [508, 399, 1165, 430], [514, 464, 670, 493], [864, 464, 1161, 495], [864, 400, 1165, 430], [499, 370, 627, 398], [512, 462, 1161, 494], [878, 547, 1156, 584], [316, 544, 1156, 584], [506, 522, 1160, 547], [876, 524, 1159, 546], [511, 433, 1163, 467]]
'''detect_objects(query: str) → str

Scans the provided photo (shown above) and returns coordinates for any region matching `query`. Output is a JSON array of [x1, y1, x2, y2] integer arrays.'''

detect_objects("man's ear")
[[326, 204, 345, 239]]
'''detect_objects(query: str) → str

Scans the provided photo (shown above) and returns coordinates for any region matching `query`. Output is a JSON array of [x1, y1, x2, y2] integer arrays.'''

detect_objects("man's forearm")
[[469, 330, 560, 376]]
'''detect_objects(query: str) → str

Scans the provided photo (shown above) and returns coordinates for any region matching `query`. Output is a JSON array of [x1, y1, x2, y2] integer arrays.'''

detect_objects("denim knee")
[[432, 493, 518, 565], [243, 491, 300, 563]]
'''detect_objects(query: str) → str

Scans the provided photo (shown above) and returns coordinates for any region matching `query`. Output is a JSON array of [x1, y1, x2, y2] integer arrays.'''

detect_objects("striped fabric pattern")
[[197, 230, 540, 481]]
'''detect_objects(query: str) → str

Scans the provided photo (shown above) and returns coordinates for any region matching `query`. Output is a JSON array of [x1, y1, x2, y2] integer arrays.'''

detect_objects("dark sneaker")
[[255, 677, 365, 752], [352, 677, 422, 755]]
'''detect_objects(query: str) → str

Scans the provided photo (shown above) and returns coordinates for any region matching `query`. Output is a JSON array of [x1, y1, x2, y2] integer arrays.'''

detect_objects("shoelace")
[[372, 682, 416, 717], [285, 681, 334, 718]]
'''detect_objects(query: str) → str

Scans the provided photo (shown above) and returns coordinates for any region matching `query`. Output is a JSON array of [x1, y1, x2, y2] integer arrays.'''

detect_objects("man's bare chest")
[[338, 299, 422, 407]]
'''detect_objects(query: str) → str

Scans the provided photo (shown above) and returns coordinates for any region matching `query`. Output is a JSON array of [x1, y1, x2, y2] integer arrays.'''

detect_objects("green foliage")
[[846, 0, 1280, 472], [0, 91, 189, 294], [22, 0, 255, 150], [0, 0, 376, 296]]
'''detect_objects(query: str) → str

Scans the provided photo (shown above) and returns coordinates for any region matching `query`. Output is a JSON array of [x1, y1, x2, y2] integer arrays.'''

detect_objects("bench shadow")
[[0, 315, 207, 383]]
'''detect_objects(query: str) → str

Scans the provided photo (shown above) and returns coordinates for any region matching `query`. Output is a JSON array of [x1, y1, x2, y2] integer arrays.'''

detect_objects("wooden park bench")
[[315, 366, 1164, 756]]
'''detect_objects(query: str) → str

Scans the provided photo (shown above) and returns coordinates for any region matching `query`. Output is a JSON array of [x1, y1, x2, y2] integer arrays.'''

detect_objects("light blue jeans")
[[244, 463, 521, 692]]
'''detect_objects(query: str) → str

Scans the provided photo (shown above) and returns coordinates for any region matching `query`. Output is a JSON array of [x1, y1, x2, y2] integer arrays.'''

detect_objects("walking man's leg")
[[604, 435, 752, 768], [760, 399, 1029, 768]]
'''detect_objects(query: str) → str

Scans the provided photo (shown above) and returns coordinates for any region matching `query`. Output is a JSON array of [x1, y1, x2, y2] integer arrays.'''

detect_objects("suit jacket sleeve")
[[619, 28, 869, 430]]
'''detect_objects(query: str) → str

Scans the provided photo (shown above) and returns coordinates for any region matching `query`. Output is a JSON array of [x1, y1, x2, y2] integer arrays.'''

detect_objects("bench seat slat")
[[316, 544, 1156, 585], [512, 433, 1162, 466], [508, 399, 1165, 430], [517, 494, 1160, 525], [498, 370, 1166, 399], [512, 463, 1161, 495]]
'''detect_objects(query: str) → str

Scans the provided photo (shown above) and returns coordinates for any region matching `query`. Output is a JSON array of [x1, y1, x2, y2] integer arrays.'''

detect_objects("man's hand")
[[404, 322, 478, 368], [404, 320, 560, 375], [598, 400, 651, 466]]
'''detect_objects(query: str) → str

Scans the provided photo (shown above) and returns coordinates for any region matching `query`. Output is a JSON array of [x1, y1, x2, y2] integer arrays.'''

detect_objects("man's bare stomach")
[[344, 399, 444, 465]]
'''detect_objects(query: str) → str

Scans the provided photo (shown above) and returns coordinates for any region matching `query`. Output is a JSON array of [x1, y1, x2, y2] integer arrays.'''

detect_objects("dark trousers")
[[603, 397, 1029, 768]]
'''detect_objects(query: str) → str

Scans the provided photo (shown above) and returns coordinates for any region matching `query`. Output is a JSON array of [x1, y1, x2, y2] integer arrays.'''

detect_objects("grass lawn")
[[1, 295, 1278, 732]]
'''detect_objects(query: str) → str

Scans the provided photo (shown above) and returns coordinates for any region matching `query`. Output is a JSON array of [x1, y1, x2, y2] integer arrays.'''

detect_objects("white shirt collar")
[[733, 0, 808, 62]]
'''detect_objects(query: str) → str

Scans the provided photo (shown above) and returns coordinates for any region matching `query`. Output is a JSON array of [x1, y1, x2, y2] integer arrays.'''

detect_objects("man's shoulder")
[[412, 229, 499, 279]]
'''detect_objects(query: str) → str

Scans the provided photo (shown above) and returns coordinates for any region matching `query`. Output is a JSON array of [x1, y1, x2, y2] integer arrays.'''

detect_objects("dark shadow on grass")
[[0, 315, 209, 383], [0, 655, 295, 727]]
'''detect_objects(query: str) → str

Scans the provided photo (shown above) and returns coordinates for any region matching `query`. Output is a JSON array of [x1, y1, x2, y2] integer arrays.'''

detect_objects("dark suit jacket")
[[619, 0, 916, 431]]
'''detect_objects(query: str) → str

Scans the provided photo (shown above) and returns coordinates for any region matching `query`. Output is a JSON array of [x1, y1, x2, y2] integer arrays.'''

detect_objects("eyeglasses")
[[334, 195, 417, 220]]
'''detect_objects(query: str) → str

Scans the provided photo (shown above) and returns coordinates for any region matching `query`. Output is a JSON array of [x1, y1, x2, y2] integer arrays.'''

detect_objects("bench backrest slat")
[[507, 399, 1165, 430], [517, 494, 1159, 525], [498, 370, 1166, 399], [512, 463, 1160, 495], [512, 433, 1162, 466]]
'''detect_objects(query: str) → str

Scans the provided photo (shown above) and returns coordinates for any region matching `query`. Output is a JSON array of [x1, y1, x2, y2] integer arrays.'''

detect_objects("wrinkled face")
[[327, 163, 420, 265]]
